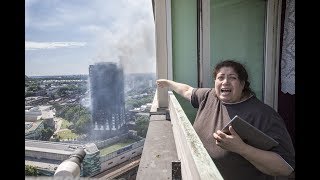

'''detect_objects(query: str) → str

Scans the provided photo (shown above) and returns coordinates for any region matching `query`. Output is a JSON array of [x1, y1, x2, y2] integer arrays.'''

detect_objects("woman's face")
[[214, 67, 245, 103]]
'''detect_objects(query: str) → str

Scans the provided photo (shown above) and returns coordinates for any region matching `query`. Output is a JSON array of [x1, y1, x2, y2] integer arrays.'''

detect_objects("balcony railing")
[[137, 91, 223, 180]]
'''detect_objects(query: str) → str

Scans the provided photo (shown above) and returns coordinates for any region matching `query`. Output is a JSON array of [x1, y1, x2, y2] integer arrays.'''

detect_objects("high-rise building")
[[89, 62, 126, 139]]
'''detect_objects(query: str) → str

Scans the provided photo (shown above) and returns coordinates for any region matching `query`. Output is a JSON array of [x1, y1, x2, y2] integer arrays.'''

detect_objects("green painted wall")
[[210, 0, 266, 100], [171, 0, 198, 124], [170, 0, 266, 123]]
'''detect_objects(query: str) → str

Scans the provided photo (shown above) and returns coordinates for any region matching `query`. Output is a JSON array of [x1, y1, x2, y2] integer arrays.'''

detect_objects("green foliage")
[[99, 139, 137, 156], [51, 134, 60, 142], [135, 116, 150, 138], [74, 113, 91, 134], [56, 84, 87, 97], [26, 81, 41, 91], [64, 108, 75, 122], [40, 127, 54, 141], [140, 87, 156, 94], [53, 103, 68, 118], [126, 87, 155, 96], [25, 165, 38, 176], [25, 91, 35, 97], [56, 129, 78, 140], [25, 81, 41, 97], [57, 105, 90, 121], [57, 87, 69, 97], [52, 103, 63, 112], [78, 83, 88, 94], [55, 104, 91, 134], [126, 95, 154, 109], [61, 119, 72, 129]]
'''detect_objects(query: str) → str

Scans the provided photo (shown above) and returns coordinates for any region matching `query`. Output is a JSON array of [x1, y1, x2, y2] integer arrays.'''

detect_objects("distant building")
[[25, 105, 54, 121], [25, 140, 85, 176], [89, 62, 126, 139], [146, 103, 152, 110], [25, 105, 55, 139], [25, 96, 49, 106], [82, 143, 101, 177], [25, 121, 44, 140], [25, 134, 143, 177], [25, 106, 42, 122]]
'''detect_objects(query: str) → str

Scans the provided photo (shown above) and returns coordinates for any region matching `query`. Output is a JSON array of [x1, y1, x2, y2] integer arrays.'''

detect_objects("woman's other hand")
[[213, 126, 247, 153]]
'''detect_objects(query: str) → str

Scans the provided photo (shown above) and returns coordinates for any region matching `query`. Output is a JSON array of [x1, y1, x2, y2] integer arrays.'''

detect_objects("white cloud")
[[86, 0, 155, 74], [79, 25, 105, 34], [25, 41, 87, 50], [25, 0, 156, 75]]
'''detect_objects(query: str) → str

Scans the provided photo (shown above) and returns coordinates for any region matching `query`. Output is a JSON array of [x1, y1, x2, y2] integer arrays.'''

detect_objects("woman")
[[156, 60, 295, 180]]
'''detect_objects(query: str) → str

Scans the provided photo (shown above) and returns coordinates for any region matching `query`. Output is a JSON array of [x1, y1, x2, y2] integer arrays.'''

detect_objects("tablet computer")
[[222, 115, 279, 150]]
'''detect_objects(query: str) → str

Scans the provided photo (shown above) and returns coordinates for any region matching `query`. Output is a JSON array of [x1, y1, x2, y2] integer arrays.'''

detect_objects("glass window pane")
[[210, 0, 266, 100]]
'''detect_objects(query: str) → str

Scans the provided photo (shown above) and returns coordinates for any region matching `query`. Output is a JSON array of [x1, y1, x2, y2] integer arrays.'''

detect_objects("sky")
[[25, 0, 156, 76]]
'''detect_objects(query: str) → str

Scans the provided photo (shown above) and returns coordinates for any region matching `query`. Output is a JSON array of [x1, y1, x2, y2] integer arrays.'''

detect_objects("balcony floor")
[[136, 114, 178, 180]]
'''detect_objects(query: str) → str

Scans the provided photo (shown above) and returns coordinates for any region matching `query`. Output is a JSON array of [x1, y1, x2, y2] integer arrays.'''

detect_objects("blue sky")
[[25, 0, 155, 76]]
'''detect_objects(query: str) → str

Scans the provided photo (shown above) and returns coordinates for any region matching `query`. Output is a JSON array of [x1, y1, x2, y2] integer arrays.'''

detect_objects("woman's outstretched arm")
[[156, 79, 194, 101]]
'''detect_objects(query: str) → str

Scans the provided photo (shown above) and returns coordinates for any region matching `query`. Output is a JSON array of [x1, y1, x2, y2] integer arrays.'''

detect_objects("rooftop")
[[25, 140, 83, 154]]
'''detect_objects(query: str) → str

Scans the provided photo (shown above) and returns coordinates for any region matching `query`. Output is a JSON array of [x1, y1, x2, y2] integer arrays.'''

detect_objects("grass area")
[[99, 138, 137, 156], [56, 129, 78, 140], [61, 119, 72, 129]]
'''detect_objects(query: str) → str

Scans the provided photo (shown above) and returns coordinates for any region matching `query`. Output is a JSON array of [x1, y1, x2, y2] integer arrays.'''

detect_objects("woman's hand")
[[214, 126, 294, 176], [156, 79, 170, 88], [156, 79, 193, 101], [213, 126, 247, 153]]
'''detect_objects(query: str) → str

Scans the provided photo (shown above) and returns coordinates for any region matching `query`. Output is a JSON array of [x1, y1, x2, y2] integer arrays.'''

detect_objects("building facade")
[[89, 62, 126, 139]]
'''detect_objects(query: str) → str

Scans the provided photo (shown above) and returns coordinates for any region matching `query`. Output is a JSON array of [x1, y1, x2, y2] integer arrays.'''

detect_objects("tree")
[[126, 95, 154, 109], [40, 128, 54, 141], [52, 103, 63, 112], [57, 86, 69, 97], [74, 113, 91, 134], [64, 108, 75, 122], [52, 103, 67, 117], [28, 82, 41, 92], [135, 116, 150, 138], [25, 165, 38, 176], [25, 91, 35, 97], [51, 134, 61, 142]]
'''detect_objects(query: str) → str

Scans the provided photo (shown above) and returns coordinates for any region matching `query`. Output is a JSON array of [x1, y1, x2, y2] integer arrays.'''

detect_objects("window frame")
[[156, 0, 282, 110], [198, 0, 282, 110]]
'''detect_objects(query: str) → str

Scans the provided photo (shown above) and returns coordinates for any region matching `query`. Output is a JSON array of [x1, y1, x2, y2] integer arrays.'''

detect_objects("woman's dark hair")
[[213, 60, 255, 97]]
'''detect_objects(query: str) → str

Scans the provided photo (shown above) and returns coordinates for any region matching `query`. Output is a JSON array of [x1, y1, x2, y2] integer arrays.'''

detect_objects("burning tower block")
[[89, 62, 127, 139]]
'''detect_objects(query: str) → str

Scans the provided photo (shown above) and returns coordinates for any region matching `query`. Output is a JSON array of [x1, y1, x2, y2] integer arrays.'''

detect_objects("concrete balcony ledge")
[[168, 91, 223, 180], [136, 93, 178, 180], [137, 91, 223, 180]]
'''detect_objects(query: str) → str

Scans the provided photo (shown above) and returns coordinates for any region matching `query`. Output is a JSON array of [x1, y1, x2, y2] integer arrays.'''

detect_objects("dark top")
[[191, 88, 295, 180]]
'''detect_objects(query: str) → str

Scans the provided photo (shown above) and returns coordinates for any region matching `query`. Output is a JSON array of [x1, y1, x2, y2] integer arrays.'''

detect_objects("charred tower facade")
[[89, 62, 126, 139]]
